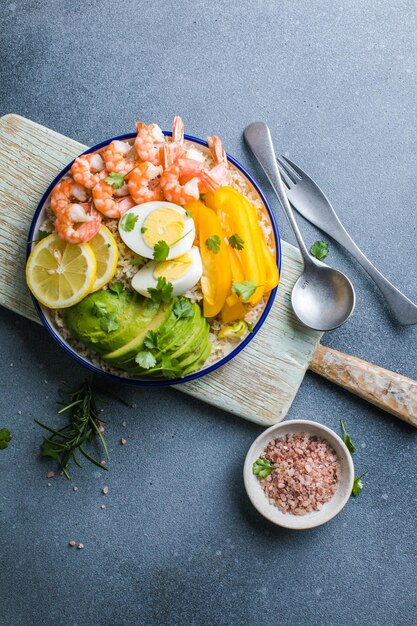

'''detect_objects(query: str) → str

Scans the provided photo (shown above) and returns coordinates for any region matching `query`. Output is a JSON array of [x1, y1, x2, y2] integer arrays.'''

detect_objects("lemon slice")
[[88, 225, 119, 292], [26, 233, 97, 308]]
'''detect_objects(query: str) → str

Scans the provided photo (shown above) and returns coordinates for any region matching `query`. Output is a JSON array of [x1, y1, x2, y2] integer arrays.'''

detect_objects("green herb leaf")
[[185, 210, 193, 218], [153, 240, 170, 262], [100, 313, 120, 333], [135, 350, 157, 369], [108, 282, 124, 297], [148, 277, 173, 304], [144, 330, 158, 350], [173, 298, 194, 320], [141, 226, 148, 234], [106, 243, 111, 248], [310, 240, 329, 260], [92, 302, 107, 318], [120, 212, 138, 232], [246, 321, 254, 333], [252, 458, 282, 478], [104, 172, 125, 189], [130, 256, 145, 266], [228, 233, 245, 250], [0, 428, 12, 450], [340, 419, 356, 454], [232, 280, 258, 302], [205, 234, 221, 254], [34, 380, 109, 480], [352, 470, 368, 496]]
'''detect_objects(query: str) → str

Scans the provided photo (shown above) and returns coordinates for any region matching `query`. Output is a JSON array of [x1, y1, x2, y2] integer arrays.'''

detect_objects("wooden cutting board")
[[1, 114, 416, 428]]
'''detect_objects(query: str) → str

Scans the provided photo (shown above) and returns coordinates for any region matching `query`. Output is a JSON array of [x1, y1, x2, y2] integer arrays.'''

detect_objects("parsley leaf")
[[144, 330, 158, 349], [228, 233, 245, 250], [310, 240, 329, 260], [232, 280, 258, 302], [120, 213, 138, 232], [108, 282, 124, 297], [148, 277, 173, 304], [92, 301, 107, 318], [141, 227, 148, 234], [352, 470, 368, 496], [185, 210, 193, 217], [252, 458, 282, 478], [135, 351, 157, 369], [205, 234, 221, 254], [173, 298, 194, 320], [100, 313, 120, 333], [0, 428, 12, 450], [340, 419, 356, 454], [104, 172, 125, 189], [246, 321, 254, 333], [153, 240, 170, 262]]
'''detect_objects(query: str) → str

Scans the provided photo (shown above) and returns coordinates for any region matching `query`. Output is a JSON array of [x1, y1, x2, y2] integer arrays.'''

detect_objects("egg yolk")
[[153, 253, 192, 281], [142, 208, 185, 248]]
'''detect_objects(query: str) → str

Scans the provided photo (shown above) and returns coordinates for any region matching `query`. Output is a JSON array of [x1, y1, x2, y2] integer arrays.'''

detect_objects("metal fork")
[[276, 155, 417, 325]]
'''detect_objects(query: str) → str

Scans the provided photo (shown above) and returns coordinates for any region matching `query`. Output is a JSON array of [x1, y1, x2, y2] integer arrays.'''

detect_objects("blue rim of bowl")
[[27, 131, 282, 387]]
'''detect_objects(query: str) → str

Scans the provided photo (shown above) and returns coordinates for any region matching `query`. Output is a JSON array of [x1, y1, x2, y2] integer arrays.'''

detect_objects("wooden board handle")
[[309, 345, 417, 428]]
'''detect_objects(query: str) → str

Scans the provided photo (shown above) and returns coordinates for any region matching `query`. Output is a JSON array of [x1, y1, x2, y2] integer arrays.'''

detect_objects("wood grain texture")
[[0, 114, 323, 425], [310, 345, 417, 427]]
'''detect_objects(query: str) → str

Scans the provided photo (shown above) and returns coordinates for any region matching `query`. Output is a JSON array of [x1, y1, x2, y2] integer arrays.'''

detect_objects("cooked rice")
[[44, 139, 277, 379]]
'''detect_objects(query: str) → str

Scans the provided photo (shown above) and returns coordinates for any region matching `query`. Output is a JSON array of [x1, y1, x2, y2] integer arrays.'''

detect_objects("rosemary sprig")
[[35, 380, 109, 480]]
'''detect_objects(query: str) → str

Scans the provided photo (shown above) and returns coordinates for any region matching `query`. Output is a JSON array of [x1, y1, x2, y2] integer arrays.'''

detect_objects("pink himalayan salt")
[[258, 432, 340, 516]]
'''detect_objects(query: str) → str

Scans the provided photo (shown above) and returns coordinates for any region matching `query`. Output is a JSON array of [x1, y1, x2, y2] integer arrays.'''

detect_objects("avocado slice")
[[63, 289, 154, 355], [103, 302, 172, 365]]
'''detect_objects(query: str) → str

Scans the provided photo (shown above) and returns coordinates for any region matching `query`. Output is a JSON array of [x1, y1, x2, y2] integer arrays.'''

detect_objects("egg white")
[[131, 246, 203, 298], [118, 201, 195, 260]]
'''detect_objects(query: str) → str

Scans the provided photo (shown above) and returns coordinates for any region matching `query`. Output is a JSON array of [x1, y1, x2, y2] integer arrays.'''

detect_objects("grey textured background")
[[1, 1, 416, 625]]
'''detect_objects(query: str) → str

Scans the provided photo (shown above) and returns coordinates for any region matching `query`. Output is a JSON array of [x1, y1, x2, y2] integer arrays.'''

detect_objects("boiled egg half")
[[132, 246, 203, 298], [118, 201, 195, 260]]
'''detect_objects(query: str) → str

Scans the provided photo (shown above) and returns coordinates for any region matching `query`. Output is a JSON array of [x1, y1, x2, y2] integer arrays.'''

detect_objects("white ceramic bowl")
[[243, 420, 354, 530]]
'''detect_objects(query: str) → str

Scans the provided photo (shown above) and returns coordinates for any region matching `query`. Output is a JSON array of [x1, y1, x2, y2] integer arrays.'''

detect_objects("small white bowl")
[[243, 420, 354, 530]]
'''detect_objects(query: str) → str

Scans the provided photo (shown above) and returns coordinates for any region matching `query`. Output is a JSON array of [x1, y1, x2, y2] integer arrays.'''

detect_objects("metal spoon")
[[244, 122, 355, 331]]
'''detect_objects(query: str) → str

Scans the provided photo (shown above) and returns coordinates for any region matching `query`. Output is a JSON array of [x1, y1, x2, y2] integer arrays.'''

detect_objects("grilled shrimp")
[[134, 122, 165, 165], [126, 162, 164, 204], [159, 147, 200, 205], [70, 153, 106, 190], [55, 201, 102, 244], [101, 140, 135, 175], [92, 181, 136, 218]]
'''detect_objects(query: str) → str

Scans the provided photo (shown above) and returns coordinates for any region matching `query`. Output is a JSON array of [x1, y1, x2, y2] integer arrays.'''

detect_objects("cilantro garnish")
[[0, 428, 12, 450], [340, 419, 356, 454], [108, 282, 124, 297], [310, 240, 329, 260], [130, 256, 145, 266], [141, 227, 148, 234], [252, 458, 282, 478], [153, 240, 170, 262], [232, 280, 261, 302], [100, 313, 120, 333], [352, 470, 368, 496], [185, 210, 193, 217], [148, 277, 173, 304], [120, 213, 138, 232], [92, 301, 107, 318], [173, 298, 194, 320], [228, 233, 244, 250], [143, 330, 158, 349], [205, 234, 221, 254], [104, 172, 125, 189], [135, 351, 157, 370]]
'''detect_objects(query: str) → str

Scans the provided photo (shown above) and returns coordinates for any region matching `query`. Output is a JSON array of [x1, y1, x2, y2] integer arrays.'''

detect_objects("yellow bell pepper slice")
[[260, 233, 279, 293], [221, 299, 246, 324], [205, 187, 266, 305], [198, 202, 232, 317], [184, 199, 204, 245]]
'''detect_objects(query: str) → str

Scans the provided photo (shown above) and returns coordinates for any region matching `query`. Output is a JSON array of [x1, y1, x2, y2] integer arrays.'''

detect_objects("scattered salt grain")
[[68, 540, 76, 547], [73, 486, 78, 492], [100, 504, 106, 510], [47, 483, 52, 487], [100, 460, 106, 466], [257, 432, 340, 516], [46, 471, 55, 479], [77, 543, 84, 550], [102, 486, 109, 495], [17, 410, 22, 415], [120, 437, 127, 445], [122, 421, 127, 427]]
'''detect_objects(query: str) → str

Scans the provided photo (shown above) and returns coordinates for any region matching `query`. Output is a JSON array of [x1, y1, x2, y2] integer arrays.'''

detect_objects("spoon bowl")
[[292, 263, 355, 331]]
